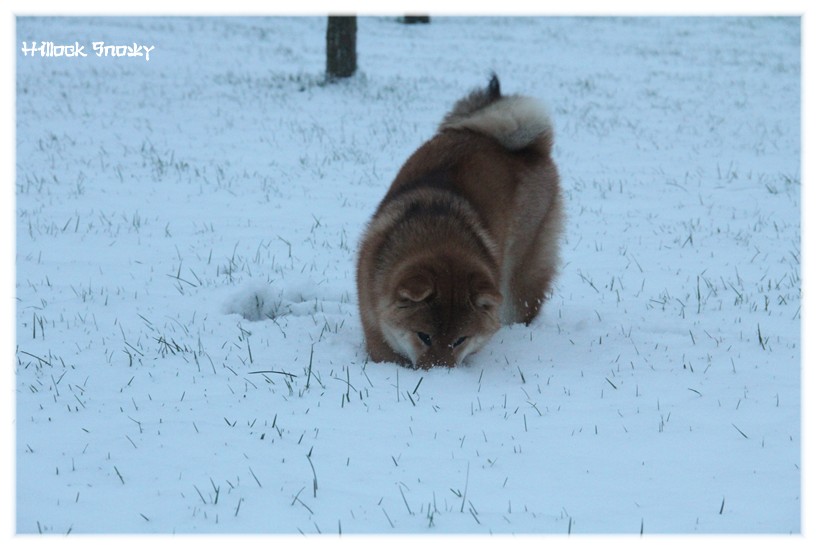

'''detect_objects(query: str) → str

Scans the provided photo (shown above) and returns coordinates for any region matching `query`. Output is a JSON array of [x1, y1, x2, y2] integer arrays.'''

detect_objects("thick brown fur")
[[356, 75, 564, 369]]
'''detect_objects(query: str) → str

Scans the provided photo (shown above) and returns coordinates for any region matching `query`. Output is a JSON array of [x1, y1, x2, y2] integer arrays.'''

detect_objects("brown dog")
[[356, 75, 563, 368]]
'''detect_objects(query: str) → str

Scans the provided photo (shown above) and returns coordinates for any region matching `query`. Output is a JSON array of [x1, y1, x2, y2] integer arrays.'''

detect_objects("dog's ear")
[[470, 273, 502, 312], [397, 273, 434, 302], [473, 290, 501, 312]]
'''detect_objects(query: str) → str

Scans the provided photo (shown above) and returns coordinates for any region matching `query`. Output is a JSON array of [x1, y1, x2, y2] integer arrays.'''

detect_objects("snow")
[[14, 15, 802, 536]]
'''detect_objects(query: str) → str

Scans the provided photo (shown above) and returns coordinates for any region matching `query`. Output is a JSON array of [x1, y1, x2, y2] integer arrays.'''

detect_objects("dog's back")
[[357, 76, 563, 368]]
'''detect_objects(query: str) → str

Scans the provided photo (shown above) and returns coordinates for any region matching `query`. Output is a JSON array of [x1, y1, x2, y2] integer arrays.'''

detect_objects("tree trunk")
[[326, 16, 357, 80]]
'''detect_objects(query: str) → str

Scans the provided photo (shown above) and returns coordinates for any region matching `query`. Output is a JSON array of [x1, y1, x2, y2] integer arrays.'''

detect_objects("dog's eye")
[[452, 336, 468, 348], [417, 332, 432, 346]]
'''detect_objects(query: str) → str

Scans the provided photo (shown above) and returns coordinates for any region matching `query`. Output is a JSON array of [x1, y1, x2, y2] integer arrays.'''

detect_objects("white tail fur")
[[440, 95, 553, 151]]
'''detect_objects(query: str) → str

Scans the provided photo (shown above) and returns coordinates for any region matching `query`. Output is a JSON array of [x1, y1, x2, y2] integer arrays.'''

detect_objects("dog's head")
[[379, 255, 501, 368]]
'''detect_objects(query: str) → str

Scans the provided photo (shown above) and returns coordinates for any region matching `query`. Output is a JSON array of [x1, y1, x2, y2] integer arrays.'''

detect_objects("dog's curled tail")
[[439, 74, 553, 153]]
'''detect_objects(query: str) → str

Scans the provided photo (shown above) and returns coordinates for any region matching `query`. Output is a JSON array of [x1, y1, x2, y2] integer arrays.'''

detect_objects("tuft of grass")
[[306, 344, 314, 389], [307, 448, 318, 498], [398, 484, 414, 516], [113, 466, 125, 485], [732, 424, 749, 439], [382, 507, 395, 529], [757, 323, 767, 350], [460, 462, 470, 513]]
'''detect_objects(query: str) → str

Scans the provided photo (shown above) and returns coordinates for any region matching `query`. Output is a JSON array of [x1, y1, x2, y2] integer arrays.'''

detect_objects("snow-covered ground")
[[14, 15, 801, 535]]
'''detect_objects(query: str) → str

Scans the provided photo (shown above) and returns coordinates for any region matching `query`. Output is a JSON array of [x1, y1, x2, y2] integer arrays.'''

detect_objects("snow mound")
[[222, 276, 343, 321], [222, 280, 289, 321]]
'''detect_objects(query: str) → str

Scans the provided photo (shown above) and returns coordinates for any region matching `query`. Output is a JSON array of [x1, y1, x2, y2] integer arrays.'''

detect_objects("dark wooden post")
[[326, 16, 357, 80]]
